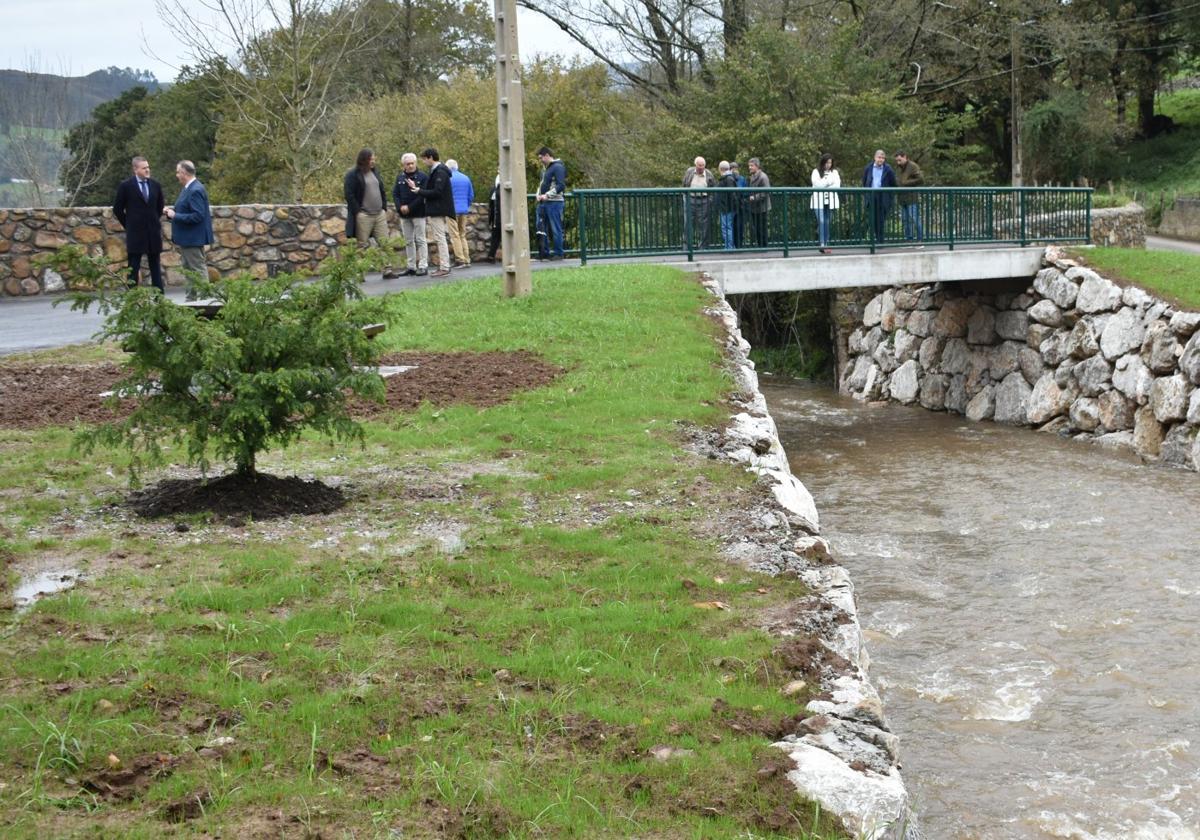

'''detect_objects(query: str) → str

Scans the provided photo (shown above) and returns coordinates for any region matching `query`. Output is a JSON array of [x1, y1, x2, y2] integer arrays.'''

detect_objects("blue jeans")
[[813, 208, 833, 247], [902, 203, 922, 241], [539, 201, 564, 257], [720, 211, 736, 249]]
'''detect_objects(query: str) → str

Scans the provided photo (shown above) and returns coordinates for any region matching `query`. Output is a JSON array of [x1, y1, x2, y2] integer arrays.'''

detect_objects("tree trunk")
[[723, 0, 747, 48], [1137, 88, 1157, 137]]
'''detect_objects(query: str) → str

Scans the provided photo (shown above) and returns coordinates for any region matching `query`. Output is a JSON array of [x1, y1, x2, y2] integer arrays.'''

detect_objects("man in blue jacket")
[[165, 159, 214, 295], [861, 149, 897, 244], [447, 159, 474, 268]]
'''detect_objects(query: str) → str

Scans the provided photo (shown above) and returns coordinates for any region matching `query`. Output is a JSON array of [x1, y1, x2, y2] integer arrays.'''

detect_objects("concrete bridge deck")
[[675, 245, 1045, 295]]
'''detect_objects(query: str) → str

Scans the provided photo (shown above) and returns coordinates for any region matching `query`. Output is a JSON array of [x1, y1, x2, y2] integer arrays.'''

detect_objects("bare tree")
[[517, 0, 726, 99], [154, 0, 382, 201]]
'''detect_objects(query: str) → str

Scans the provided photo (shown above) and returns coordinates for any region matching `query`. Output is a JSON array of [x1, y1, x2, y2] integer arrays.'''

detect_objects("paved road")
[[0, 261, 573, 356], [1146, 234, 1200, 254]]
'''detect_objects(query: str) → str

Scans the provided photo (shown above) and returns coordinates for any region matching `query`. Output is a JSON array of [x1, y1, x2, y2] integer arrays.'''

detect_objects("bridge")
[[556, 185, 1091, 293]]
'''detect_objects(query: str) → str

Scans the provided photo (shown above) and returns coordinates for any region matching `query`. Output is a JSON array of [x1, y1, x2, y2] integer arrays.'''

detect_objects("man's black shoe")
[[402, 268, 416, 276]]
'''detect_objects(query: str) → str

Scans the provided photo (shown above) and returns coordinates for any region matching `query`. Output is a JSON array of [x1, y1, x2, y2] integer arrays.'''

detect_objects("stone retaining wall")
[[836, 246, 1200, 471], [1090, 204, 1146, 248], [1156, 196, 1200, 242], [0, 203, 493, 296]]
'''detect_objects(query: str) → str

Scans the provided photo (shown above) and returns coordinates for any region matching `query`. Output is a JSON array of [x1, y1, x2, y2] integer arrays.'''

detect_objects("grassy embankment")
[[1072, 247, 1200, 310], [0, 265, 846, 838]]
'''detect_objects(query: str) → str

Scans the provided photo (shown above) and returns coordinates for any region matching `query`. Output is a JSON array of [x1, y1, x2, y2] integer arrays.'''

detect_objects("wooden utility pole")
[[1011, 21, 1023, 187], [494, 0, 532, 297]]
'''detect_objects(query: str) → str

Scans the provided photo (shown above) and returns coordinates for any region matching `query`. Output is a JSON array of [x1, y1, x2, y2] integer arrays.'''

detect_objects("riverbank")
[[0, 266, 893, 837]]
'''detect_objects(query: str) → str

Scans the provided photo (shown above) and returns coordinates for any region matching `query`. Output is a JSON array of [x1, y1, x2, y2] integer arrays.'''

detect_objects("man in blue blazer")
[[165, 159, 214, 293], [112, 155, 166, 291], [861, 149, 897, 243]]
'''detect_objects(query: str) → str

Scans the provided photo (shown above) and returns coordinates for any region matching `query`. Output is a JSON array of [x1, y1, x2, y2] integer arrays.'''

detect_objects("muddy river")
[[763, 378, 1200, 839]]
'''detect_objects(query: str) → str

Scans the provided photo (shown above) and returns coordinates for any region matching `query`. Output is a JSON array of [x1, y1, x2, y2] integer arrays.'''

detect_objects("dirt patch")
[[774, 637, 853, 684], [321, 746, 408, 793], [354, 351, 563, 415], [161, 789, 213, 822], [711, 698, 806, 740], [82, 752, 180, 801], [0, 363, 126, 430], [125, 473, 347, 520], [0, 351, 562, 432]]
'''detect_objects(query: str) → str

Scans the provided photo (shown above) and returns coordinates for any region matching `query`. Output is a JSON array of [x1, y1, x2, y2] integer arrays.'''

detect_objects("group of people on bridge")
[[683, 150, 925, 254]]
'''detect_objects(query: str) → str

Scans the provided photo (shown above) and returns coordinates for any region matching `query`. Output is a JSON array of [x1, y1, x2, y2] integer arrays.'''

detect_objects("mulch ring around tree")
[[125, 473, 348, 520], [0, 351, 563, 431]]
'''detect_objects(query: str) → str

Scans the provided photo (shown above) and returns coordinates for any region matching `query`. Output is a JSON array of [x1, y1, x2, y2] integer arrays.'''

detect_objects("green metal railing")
[[533, 187, 1092, 264]]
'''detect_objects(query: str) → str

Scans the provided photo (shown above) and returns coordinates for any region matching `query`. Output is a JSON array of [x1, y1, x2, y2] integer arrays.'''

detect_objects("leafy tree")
[[353, 0, 494, 94], [1022, 89, 1120, 184], [48, 246, 391, 480], [131, 63, 228, 194], [58, 86, 153, 205], [156, 0, 386, 202], [666, 26, 987, 186], [320, 60, 665, 202]]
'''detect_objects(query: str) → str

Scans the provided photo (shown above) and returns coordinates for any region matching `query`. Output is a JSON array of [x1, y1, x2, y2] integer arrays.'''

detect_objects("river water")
[[762, 378, 1200, 840]]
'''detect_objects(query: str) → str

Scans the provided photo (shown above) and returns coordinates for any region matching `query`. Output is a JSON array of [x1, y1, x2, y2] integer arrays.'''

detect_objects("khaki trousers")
[[355, 210, 389, 246], [448, 214, 470, 264], [426, 216, 451, 270]]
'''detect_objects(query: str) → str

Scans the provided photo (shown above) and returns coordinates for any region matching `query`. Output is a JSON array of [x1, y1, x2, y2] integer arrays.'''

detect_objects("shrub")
[[47, 246, 392, 480]]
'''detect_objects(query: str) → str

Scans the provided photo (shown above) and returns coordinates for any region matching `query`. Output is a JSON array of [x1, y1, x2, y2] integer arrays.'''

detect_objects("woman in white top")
[[810, 153, 840, 254]]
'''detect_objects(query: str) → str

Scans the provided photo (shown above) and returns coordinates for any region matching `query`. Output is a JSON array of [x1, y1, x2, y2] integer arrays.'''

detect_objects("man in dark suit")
[[861, 149, 898, 243], [165, 159, 214, 296], [112, 156, 166, 291]]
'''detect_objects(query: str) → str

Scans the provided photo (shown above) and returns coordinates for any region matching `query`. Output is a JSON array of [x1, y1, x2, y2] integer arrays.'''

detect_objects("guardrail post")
[[782, 190, 789, 258], [948, 191, 956, 251], [684, 196, 694, 262], [1085, 189, 1092, 243], [1019, 189, 1028, 246], [578, 193, 588, 265], [868, 192, 876, 255]]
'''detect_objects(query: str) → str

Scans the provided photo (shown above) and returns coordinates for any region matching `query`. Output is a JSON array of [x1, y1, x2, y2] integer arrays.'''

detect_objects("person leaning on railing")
[[894, 151, 924, 246], [810, 153, 840, 254], [717, 160, 740, 250], [682, 156, 717, 249], [746, 158, 771, 247]]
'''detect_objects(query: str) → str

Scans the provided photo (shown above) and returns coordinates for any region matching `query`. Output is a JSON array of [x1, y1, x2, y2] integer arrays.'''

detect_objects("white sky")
[[0, 0, 586, 83]]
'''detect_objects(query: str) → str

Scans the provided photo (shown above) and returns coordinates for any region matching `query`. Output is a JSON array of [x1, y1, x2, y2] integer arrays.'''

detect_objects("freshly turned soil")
[[1, 351, 562, 519]]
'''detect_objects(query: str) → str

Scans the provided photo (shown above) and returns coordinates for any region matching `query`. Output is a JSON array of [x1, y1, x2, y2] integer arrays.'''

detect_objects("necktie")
[[139, 180, 148, 201]]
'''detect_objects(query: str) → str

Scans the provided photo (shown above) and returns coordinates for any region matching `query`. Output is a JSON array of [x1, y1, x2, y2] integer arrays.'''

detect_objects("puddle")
[[13, 569, 81, 612]]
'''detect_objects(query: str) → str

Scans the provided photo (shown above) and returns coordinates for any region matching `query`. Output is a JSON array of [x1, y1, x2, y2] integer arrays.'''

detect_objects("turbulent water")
[[762, 377, 1200, 840]]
